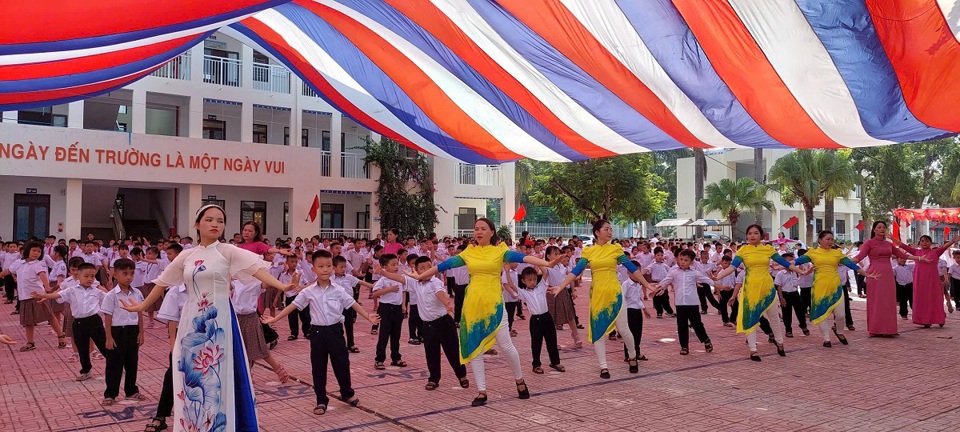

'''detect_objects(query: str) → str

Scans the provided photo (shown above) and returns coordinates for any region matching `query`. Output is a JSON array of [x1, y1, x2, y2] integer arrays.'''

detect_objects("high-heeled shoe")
[[749, 351, 761, 362], [516, 379, 530, 399], [776, 343, 786, 357], [471, 392, 487, 407], [628, 359, 638, 374]]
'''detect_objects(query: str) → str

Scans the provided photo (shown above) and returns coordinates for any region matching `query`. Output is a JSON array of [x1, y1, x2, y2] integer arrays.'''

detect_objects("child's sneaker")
[[76, 373, 92, 381]]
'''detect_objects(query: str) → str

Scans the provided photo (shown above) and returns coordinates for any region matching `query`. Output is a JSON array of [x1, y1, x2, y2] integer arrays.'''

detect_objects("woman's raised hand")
[[118, 297, 146, 313]]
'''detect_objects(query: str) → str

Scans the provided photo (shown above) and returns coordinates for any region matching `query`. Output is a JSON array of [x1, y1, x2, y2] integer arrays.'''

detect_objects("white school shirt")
[[621, 279, 646, 310], [501, 268, 520, 302], [157, 284, 188, 323], [646, 262, 670, 282], [637, 252, 654, 269], [15, 260, 46, 300], [797, 263, 814, 288], [715, 270, 736, 291], [735, 269, 745, 285], [838, 265, 850, 286], [57, 284, 107, 319], [279, 269, 304, 298], [80, 252, 104, 267], [449, 265, 469, 285], [293, 282, 355, 326], [894, 263, 915, 285], [659, 267, 714, 306], [2, 252, 20, 271], [939, 259, 950, 276], [516, 279, 549, 315], [402, 275, 448, 321], [774, 270, 800, 293], [332, 274, 361, 298], [372, 276, 404, 305], [143, 262, 161, 285], [545, 265, 567, 287], [231, 279, 263, 315], [49, 260, 67, 287], [132, 261, 147, 288], [616, 265, 629, 283], [298, 259, 319, 284], [949, 262, 960, 280], [344, 248, 369, 273], [101, 287, 145, 326]]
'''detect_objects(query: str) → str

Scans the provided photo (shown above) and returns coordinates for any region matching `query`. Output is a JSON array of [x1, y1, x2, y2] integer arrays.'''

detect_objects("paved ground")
[[1, 279, 958, 432]]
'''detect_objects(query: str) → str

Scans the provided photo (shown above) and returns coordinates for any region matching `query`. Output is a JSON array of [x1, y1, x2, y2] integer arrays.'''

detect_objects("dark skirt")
[[139, 284, 161, 313], [20, 298, 52, 327], [547, 288, 576, 325], [237, 312, 270, 362], [62, 303, 74, 337], [48, 291, 65, 314]]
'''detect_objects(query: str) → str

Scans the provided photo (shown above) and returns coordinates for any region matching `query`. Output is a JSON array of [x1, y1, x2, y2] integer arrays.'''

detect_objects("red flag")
[[945, 226, 952, 238], [855, 220, 864, 231], [782, 216, 798, 229], [513, 204, 527, 222], [892, 222, 900, 240], [308, 195, 320, 223]]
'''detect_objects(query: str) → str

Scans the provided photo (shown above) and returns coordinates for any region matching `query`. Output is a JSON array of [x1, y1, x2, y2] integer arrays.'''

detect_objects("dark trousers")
[[529, 313, 560, 368], [653, 289, 674, 316], [568, 287, 581, 326], [310, 323, 353, 406], [286, 295, 311, 337], [446, 277, 455, 297], [675, 305, 710, 349], [375, 303, 403, 363], [718, 290, 734, 324], [343, 307, 357, 348], [452, 284, 466, 324], [697, 283, 721, 313], [505, 301, 520, 330], [104, 324, 140, 399], [800, 287, 812, 314], [855, 274, 867, 296], [3, 274, 14, 301], [623, 308, 644, 359], [781, 291, 807, 333], [842, 284, 853, 327], [951, 279, 960, 309], [422, 315, 466, 383], [73, 315, 110, 379], [157, 353, 174, 417], [897, 283, 914, 317], [408, 304, 422, 340]]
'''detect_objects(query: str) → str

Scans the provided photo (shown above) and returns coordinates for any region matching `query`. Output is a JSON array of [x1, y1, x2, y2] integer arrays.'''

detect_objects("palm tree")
[[698, 177, 774, 242], [768, 150, 859, 245], [694, 149, 707, 238], [822, 150, 860, 233], [514, 159, 535, 205]]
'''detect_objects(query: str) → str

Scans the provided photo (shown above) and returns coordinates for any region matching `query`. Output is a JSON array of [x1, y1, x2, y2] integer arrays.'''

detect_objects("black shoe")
[[802, 328, 810, 336], [516, 380, 530, 399], [767, 335, 775, 344], [600, 369, 610, 379], [287, 335, 298, 341], [832, 327, 849, 345], [823, 341, 832, 348], [472, 393, 487, 407], [268, 340, 278, 350], [777, 343, 786, 357], [750, 352, 761, 362], [628, 359, 638, 374], [785, 332, 793, 338]]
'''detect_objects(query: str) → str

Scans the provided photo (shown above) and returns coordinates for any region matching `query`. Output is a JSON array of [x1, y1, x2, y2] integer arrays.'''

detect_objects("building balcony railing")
[[319, 228, 371, 239], [203, 55, 242, 87], [302, 82, 319, 97], [458, 163, 500, 186], [320, 150, 332, 177], [341, 152, 369, 179], [151, 52, 191, 80], [253, 62, 291, 94]]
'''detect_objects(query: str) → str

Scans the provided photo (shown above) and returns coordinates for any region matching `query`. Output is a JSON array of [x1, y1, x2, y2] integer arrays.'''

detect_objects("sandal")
[[102, 398, 115, 406], [533, 366, 544, 374], [472, 393, 488, 407], [458, 377, 470, 388], [425, 382, 439, 391], [144, 416, 168, 431], [348, 346, 360, 353], [637, 355, 648, 361], [680, 347, 689, 355], [704, 341, 714, 353], [57, 334, 67, 349], [823, 341, 832, 348], [374, 362, 386, 370], [390, 360, 407, 367], [313, 404, 327, 415], [777, 343, 786, 357], [750, 351, 761, 362], [516, 379, 530, 399], [19, 342, 35, 352], [287, 335, 298, 341], [628, 359, 639, 374], [126, 393, 148, 401], [548, 364, 565, 373], [342, 396, 360, 407], [274, 366, 289, 384], [573, 341, 582, 349], [599, 369, 611, 379]]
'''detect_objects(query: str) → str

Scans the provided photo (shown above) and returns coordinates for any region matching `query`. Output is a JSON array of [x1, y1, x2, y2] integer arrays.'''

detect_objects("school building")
[[0, 31, 515, 242]]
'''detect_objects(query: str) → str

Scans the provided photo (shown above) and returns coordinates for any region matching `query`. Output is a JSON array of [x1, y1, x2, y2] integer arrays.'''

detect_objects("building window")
[[253, 124, 268, 143], [283, 127, 289, 146], [457, 207, 477, 231], [789, 223, 799, 240], [202, 198, 225, 208], [302, 128, 309, 147], [18, 108, 67, 127], [815, 218, 823, 234], [837, 220, 846, 235], [241, 201, 267, 234], [203, 119, 226, 140], [321, 130, 331, 151], [321, 203, 344, 229], [357, 204, 370, 230], [283, 202, 289, 236], [854, 185, 862, 198]]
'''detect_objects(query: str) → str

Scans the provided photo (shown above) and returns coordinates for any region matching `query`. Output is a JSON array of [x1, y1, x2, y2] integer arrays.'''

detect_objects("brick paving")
[[1, 280, 959, 432]]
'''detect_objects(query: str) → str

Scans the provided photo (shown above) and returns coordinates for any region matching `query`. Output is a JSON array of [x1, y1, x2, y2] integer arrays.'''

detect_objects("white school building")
[[0, 31, 515, 243]]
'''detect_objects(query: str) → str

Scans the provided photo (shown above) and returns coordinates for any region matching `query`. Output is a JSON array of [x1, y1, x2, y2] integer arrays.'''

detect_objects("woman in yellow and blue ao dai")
[[794, 244, 864, 345], [728, 243, 793, 356]]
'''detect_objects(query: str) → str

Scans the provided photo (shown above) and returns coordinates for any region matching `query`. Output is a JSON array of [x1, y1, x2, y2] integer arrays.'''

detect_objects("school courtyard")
[[1, 281, 958, 432]]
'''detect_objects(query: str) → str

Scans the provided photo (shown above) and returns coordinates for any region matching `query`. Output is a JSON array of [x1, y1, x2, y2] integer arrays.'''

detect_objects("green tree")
[[698, 178, 774, 242], [768, 150, 858, 245], [926, 139, 960, 207], [514, 159, 535, 206], [528, 154, 666, 224], [694, 149, 707, 237], [360, 138, 438, 237], [822, 150, 860, 231], [651, 149, 692, 224]]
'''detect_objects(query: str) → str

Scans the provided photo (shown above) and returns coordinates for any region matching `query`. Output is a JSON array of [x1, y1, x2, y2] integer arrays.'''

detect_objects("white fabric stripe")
[[248, 11, 461, 161], [936, 0, 960, 40], [319, 0, 568, 162], [431, 0, 641, 154], [0, 17, 248, 66], [729, 0, 893, 147], [561, 0, 742, 149]]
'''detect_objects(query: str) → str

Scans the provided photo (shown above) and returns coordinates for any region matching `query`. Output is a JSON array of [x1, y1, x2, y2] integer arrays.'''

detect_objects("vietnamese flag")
[[892, 221, 900, 240], [308, 195, 320, 223], [855, 220, 864, 231], [513, 204, 527, 222], [945, 226, 952, 239], [782, 216, 798, 229]]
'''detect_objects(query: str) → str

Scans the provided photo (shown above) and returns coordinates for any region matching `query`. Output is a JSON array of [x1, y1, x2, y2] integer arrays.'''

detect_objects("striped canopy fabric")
[[5, 1, 960, 163]]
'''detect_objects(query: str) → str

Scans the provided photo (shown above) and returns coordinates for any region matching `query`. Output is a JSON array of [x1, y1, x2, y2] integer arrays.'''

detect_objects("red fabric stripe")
[[0, 70, 154, 104], [297, 0, 519, 161], [240, 18, 431, 155], [385, 0, 613, 158], [2, 0, 275, 45], [866, 0, 960, 132], [0, 36, 197, 80], [672, 0, 841, 148], [499, 1, 710, 149]]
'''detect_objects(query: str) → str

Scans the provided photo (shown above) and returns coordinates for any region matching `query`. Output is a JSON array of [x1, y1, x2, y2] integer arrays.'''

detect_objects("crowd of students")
[[0, 219, 958, 429]]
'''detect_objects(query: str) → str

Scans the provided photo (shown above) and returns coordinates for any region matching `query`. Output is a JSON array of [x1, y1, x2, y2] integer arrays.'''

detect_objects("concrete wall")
[[0, 177, 68, 241]]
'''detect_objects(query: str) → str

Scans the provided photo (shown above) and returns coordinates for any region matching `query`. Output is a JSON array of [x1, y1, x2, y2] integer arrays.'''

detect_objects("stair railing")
[[111, 202, 127, 240]]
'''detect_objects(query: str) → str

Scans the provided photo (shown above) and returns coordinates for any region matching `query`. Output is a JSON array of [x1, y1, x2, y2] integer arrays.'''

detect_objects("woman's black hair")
[[870, 221, 887, 239], [592, 219, 610, 237], [745, 224, 764, 237], [195, 204, 226, 240], [818, 230, 834, 240], [21, 241, 43, 260], [241, 221, 264, 242]]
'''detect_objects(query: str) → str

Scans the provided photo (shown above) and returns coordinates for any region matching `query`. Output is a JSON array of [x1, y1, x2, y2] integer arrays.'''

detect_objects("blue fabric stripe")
[[238, 4, 499, 164], [336, 0, 586, 161], [466, 0, 684, 151], [617, 254, 638, 273], [615, 0, 786, 149], [229, 303, 259, 429], [503, 250, 526, 264], [571, 258, 589, 277], [0, 33, 208, 93], [0, 76, 146, 112], [0, 0, 290, 56], [794, 0, 949, 142]]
